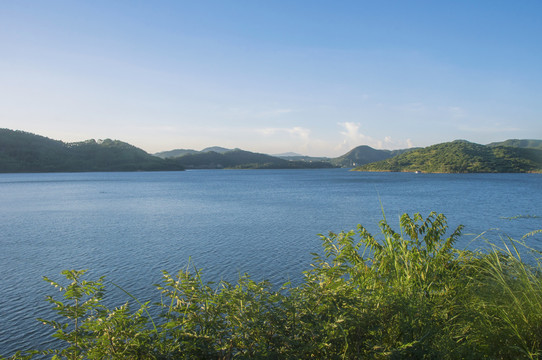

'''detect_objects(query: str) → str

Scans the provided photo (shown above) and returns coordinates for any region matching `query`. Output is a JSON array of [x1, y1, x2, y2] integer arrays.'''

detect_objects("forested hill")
[[165, 148, 335, 169], [159, 144, 412, 168], [331, 145, 412, 167], [154, 146, 231, 158], [0, 129, 183, 173], [487, 139, 542, 150], [4, 129, 541, 173], [0, 129, 334, 172], [353, 140, 542, 173]]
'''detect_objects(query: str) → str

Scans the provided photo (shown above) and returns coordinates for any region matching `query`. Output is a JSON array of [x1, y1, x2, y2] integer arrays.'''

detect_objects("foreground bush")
[[4, 212, 542, 359]]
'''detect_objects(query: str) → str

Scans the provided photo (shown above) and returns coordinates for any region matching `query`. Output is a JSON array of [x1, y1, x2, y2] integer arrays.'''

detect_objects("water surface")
[[1, 169, 541, 355]]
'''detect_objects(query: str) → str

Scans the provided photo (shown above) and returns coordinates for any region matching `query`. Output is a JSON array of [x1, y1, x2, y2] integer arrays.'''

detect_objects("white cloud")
[[336, 122, 415, 152], [337, 122, 377, 150], [338, 122, 368, 142], [288, 126, 310, 139]]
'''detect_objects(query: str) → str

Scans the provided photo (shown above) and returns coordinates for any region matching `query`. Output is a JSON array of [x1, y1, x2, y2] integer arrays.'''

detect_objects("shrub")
[[4, 212, 542, 359]]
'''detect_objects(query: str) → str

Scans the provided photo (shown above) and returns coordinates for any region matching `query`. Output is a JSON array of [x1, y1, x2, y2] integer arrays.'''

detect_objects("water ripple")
[[1, 170, 541, 356]]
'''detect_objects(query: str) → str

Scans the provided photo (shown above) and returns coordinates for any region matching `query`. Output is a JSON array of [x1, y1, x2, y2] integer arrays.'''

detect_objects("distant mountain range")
[[156, 147, 335, 168], [164, 149, 335, 169], [0, 129, 336, 172], [1, 128, 540, 173], [154, 146, 231, 158], [153, 145, 410, 168], [487, 139, 542, 150]]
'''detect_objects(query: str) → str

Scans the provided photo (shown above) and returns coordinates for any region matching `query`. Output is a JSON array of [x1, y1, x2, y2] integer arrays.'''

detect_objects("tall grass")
[[463, 239, 542, 359], [3, 212, 542, 359]]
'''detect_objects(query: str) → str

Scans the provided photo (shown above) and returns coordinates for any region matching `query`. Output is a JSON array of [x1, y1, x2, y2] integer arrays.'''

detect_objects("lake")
[[1, 169, 541, 355]]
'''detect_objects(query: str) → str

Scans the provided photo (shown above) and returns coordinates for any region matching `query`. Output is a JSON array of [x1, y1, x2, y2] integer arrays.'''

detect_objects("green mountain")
[[487, 139, 542, 150], [353, 140, 542, 173], [154, 146, 233, 159], [331, 145, 412, 167], [155, 144, 414, 168], [272, 145, 412, 167], [201, 146, 231, 154], [9, 128, 540, 173], [0, 129, 184, 173], [170, 149, 335, 169], [274, 154, 331, 162], [154, 149, 199, 158]]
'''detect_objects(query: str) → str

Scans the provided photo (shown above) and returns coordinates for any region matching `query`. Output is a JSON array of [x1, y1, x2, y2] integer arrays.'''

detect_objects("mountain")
[[272, 152, 331, 162], [170, 149, 335, 169], [154, 146, 232, 159], [155, 144, 411, 167], [154, 149, 199, 158], [273, 152, 304, 157], [275, 154, 331, 162], [353, 140, 542, 173], [331, 145, 412, 167], [201, 146, 231, 154], [0, 129, 184, 173], [487, 139, 542, 150], [8, 128, 540, 173]]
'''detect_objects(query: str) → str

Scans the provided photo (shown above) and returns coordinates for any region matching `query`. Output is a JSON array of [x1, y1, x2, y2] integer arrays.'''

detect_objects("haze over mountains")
[[1, 129, 541, 173]]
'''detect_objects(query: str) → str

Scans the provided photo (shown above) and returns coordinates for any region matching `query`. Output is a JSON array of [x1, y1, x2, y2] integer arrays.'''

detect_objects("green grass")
[[4, 212, 542, 359]]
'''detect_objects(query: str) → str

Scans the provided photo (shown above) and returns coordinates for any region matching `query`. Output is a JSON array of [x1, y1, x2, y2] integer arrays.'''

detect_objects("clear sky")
[[1, 1, 541, 156]]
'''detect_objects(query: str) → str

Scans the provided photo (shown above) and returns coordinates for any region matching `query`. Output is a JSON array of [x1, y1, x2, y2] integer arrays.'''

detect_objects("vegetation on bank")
[[354, 140, 542, 173], [4, 212, 542, 359]]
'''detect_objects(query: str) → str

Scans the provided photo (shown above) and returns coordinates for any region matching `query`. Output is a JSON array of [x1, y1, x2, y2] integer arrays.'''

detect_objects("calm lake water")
[[1, 169, 541, 355]]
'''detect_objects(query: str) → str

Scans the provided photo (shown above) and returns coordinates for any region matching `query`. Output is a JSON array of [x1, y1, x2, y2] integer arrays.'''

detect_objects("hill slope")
[[154, 146, 232, 159], [487, 139, 542, 150], [156, 144, 415, 168], [331, 145, 412, 167], [154, 149, 199, 158], [0, 129, 183, 173], [353, 140, 542, 173], [171, 149, 335, 169]]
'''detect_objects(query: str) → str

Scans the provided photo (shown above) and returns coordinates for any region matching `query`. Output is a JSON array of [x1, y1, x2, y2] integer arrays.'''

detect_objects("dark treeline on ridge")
[[164, 148, 335, 169], [0, 129, 183, 173]]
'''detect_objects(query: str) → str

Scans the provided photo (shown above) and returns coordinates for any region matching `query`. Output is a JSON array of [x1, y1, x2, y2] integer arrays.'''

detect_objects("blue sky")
[[1, 1, 541, 156]]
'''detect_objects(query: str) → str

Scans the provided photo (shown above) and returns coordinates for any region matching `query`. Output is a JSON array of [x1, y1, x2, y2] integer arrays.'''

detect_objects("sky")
[[1, 1, 541, 157]]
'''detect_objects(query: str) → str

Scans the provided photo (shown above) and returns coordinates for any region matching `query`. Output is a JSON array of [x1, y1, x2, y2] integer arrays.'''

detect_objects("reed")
[[461, 238, 542, 359]]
